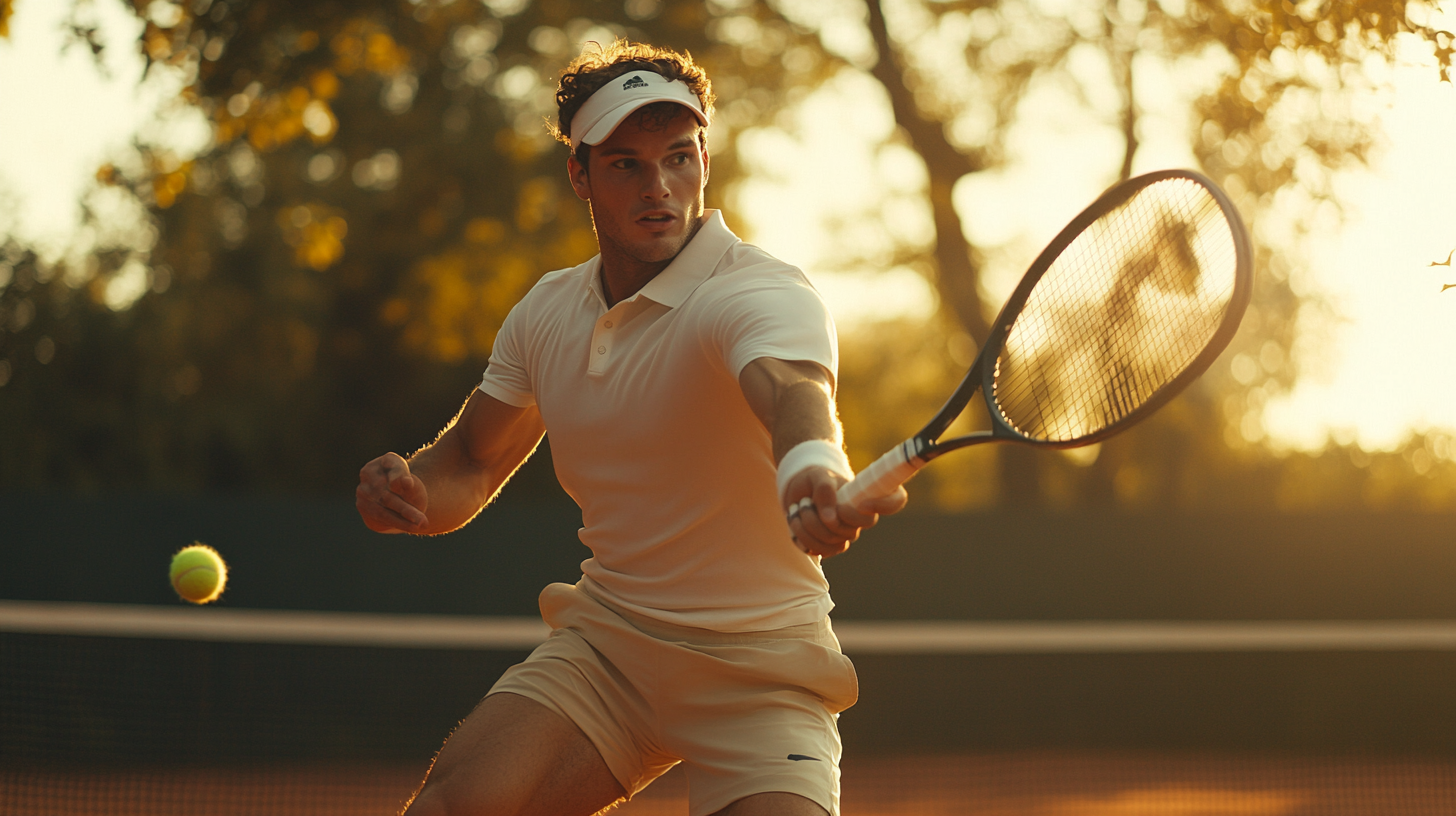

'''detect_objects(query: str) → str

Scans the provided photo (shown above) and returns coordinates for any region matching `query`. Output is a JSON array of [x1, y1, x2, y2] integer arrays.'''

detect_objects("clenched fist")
[[356, 452, 429, 534]]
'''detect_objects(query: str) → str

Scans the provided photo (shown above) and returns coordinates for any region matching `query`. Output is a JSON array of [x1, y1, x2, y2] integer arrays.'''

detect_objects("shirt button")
[[597, 346, 606, 354], [605, 320, 613, 328]]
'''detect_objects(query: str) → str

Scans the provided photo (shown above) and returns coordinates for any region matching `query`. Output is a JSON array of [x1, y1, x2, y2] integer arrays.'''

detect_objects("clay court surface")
[[6, 751, 1455, 815]]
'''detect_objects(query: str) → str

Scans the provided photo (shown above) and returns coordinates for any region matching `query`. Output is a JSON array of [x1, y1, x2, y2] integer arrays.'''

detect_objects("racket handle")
[[837, 442, 925, 511]]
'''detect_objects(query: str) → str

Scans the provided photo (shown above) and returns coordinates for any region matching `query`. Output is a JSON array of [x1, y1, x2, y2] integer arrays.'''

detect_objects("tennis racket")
[[839, 168, 1253, 510]]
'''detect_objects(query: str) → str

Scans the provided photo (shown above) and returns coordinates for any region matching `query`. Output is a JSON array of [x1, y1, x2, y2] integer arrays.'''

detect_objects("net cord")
[[6, 601, 1456, 654]]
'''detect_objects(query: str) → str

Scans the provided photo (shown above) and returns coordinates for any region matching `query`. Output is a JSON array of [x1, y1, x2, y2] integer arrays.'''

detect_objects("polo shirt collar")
[[585, 210, 737, 311]]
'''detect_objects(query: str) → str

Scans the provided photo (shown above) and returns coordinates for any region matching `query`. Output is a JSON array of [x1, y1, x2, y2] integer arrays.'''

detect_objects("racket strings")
[[994, 178, 1239, 443]]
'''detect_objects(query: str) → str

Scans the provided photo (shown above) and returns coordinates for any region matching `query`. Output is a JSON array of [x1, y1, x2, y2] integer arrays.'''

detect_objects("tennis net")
[[5, 600, 1456, 815]]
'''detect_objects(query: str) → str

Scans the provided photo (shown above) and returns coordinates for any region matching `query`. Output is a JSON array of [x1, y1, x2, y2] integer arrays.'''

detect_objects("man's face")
[[568, 105, 709, 270]]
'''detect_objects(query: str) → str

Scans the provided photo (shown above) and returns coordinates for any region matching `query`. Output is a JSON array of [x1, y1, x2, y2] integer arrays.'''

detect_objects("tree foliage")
[[2, 0, 1452, 511], [0, 0, 833, 493], [827, 0, 1455, 509]]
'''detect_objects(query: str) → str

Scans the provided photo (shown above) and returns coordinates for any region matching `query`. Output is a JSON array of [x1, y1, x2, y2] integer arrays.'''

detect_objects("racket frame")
[[909, 169, 1253, 465]]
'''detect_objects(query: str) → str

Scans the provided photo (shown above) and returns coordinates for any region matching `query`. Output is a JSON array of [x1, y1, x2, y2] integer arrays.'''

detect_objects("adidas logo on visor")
[[621, 76, 649, 90]]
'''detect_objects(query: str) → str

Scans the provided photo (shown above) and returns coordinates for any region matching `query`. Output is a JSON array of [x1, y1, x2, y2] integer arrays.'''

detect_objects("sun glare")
[[1262, 41, 1456, 452]]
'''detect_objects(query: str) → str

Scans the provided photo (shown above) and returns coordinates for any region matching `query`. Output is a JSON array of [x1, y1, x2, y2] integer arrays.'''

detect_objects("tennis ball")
[[170, 543, 227, 604]]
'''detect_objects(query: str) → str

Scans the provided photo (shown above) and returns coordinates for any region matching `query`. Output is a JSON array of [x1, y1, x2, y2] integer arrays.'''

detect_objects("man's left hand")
[[783, 466, 908, 558]]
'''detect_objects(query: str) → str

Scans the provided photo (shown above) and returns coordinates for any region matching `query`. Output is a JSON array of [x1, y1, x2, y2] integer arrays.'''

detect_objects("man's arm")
[[356, 390, 546, 535], [739, 357, 907, 558]]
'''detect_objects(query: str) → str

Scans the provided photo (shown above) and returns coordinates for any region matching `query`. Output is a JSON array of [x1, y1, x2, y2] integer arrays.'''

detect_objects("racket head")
[[911, 169, 1252, 460], [978, 169, 1253, 448]]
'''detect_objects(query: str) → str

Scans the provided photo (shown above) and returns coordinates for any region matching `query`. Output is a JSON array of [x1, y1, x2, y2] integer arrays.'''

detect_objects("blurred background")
[[0, 0, 1453, 506], [2, 0, 1456, 813]]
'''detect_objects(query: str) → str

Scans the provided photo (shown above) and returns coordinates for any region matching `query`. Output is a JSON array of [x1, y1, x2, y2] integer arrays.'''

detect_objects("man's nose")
[[641, 165, 670, 199]]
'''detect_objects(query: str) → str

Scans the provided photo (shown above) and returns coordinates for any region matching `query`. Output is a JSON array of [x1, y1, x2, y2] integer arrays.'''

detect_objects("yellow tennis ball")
[[170, 543, 227, 604]]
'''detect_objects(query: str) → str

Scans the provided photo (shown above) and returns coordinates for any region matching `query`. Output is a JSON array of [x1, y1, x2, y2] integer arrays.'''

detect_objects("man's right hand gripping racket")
[[840, 169, 1254, 510]]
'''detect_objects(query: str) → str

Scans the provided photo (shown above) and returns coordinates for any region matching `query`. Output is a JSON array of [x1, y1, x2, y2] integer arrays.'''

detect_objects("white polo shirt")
[[478, 211, 838, 632]]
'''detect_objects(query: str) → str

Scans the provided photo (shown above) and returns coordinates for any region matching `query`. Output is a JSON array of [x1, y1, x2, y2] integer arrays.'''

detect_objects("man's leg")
[[404, 692, 627, 816], [712, 792, 829, 816]]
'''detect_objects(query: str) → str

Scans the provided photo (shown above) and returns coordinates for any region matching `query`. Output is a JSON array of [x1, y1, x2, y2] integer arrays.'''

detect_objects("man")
[[356, 41, 905, 816]]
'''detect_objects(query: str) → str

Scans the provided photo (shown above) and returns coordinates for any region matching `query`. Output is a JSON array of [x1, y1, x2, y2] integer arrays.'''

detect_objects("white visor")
[[568, 70, 709, 151]]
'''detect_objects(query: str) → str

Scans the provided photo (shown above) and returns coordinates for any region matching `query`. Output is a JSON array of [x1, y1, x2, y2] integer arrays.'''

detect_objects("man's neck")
[[599, 256, 671, 308], [598, 213, 708, 307]]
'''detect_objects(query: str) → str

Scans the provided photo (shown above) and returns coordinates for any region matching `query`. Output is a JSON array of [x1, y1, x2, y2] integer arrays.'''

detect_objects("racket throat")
[[905, 437, 933, 464], [920, 430, 999, 459]]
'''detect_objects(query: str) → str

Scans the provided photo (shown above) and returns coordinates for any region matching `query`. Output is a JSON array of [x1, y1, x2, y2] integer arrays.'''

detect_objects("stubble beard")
[[590, 201, 704, 268]]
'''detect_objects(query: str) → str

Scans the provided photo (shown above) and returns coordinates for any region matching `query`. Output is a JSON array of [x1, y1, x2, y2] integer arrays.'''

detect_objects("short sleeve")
[[712, 269, 838, 383], [477, 298, 536, 408]]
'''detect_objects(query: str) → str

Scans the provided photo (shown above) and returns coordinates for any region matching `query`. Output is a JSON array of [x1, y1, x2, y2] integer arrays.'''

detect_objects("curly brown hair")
[[550, 40, 716, 162]]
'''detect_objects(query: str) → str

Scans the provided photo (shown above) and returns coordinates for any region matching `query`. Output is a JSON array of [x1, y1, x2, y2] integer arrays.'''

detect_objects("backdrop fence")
[[4, 495, 1455, 813]]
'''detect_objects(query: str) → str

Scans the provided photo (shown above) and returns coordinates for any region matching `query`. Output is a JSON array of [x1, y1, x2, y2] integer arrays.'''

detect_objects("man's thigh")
[[404, 692, 627, 816], [713, 792, 830, 816]]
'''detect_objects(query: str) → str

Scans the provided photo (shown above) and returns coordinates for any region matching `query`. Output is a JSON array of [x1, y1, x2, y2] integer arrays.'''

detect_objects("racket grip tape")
[[837, 441, 924, 511]]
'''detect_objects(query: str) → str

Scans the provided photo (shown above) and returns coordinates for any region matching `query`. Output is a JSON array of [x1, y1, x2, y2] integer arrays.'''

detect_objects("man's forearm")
[[771, 379, 842, 463], [403, 430, 499, 535], [406, 391, 548, 534]]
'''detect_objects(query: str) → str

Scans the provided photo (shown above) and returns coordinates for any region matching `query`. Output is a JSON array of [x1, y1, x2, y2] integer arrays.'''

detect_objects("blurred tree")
[[0, 0, 835, 494], [1433, 246, 1455, 291], [3, 0, 1452, 512], [829, 0, 1453, 509]]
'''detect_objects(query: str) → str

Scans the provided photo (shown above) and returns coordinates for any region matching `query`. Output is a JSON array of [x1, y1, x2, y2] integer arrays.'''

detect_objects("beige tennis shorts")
[[487, 581, 859, 816]]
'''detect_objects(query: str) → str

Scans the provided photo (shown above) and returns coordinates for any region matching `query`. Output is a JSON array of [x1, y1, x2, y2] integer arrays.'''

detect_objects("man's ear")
[[567, 154, 591, 202], [700, 137, 710, 186]]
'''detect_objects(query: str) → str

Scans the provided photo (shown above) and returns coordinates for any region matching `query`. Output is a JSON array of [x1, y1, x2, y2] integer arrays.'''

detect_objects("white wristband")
[[776, 439, 853, 507]]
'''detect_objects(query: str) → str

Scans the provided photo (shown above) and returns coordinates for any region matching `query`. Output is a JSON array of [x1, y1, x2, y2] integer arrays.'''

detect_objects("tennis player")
[[356, 41, 905, 816]]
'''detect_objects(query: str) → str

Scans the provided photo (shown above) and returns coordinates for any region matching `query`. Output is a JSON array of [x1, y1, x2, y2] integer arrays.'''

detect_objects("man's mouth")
[[637, 212, 677, 227]]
